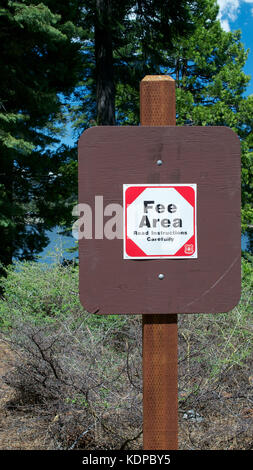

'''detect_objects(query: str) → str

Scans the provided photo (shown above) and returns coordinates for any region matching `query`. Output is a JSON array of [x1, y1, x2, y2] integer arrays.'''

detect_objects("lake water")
[[37, 227, 250, 263], [37, 227, 78, 264]]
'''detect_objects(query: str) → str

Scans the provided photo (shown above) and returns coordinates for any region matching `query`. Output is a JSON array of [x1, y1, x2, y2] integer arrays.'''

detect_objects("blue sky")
[[217, 0, 253, 95]]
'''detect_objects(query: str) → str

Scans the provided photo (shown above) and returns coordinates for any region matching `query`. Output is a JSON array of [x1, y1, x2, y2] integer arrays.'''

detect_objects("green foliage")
[[0, 0, 82, 152], [0, 257, 251, 449], [0, 256, 252, 365], [173, 21, 253, 230], [0, 261, 79, 327], [70, 0, 252, 236], [179, 257, 253, 396], [1, 0, 252, 265], [0, 259, 127, 332], [0, 0, 84, 265], [70, 0, 211, 131], [242, 255, 253, 298]]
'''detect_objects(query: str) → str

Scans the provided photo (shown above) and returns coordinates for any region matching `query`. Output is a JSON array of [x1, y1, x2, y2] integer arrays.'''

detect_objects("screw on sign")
[[78, 76, 241, 450]]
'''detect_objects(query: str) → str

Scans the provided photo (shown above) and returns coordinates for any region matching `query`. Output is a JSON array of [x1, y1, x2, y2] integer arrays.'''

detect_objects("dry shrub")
[[3, 315, 143, 450], [1, 260, 252, 450], [178, 299, 253, 450]]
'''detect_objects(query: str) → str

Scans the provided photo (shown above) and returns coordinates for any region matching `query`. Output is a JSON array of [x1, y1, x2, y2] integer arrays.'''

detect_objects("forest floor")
[[0, 339, 52, 450], [0, 337, 252, 451]]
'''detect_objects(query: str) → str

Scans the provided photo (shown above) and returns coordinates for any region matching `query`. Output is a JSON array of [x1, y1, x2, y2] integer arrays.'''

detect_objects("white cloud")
[[217, 0, 253, 30], [220, 18, 231, 31]]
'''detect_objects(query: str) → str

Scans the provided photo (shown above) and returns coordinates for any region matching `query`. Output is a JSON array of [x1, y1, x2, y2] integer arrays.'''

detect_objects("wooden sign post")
[[78, 76, 241, 450], [141, 76, 178, 450]]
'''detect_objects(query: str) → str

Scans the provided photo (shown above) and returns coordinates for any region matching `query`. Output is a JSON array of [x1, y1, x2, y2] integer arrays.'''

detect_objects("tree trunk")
[[182, 58, 187, 84], [95, 0, 115, 125], [0, 153, 14, 273]]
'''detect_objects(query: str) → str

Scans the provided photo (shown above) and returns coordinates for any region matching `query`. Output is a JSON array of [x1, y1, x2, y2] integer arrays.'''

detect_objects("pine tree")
[[173, 16, 253, 232], [1, 0, 252, 266], [0, 0, 83, 266], [70, 0, 204, 130], [72, 0, 252, 236]]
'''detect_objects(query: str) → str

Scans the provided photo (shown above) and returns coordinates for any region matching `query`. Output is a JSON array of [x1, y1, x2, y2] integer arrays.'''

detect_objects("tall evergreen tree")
[[71, 0, 206, 129], [172, 16, 253, 232], [71, 0, 252, 238], [1, 0, 252, 266], [0, 0, 83, 266], [1, 0, 203, 267]]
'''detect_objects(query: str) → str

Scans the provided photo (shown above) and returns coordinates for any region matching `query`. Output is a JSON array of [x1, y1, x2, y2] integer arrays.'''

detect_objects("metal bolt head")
[[157, 159, 163, 166], [158, 273, 165, 280]]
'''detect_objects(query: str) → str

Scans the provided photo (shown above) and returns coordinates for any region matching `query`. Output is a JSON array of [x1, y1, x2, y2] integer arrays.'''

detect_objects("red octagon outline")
[[124, 185, 196, 258]]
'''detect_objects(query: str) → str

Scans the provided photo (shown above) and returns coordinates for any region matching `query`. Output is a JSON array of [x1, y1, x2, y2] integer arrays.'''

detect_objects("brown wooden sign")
[[78, 125, 241, 315]]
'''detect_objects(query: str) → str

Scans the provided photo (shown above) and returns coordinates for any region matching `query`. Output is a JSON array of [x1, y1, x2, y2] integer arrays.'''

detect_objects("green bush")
[[0, 260, 128, 333], [0, 261, 80, 327]]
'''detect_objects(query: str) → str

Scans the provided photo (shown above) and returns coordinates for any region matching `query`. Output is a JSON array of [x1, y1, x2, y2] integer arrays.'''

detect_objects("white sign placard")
[[123, 184, 197, 259]]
